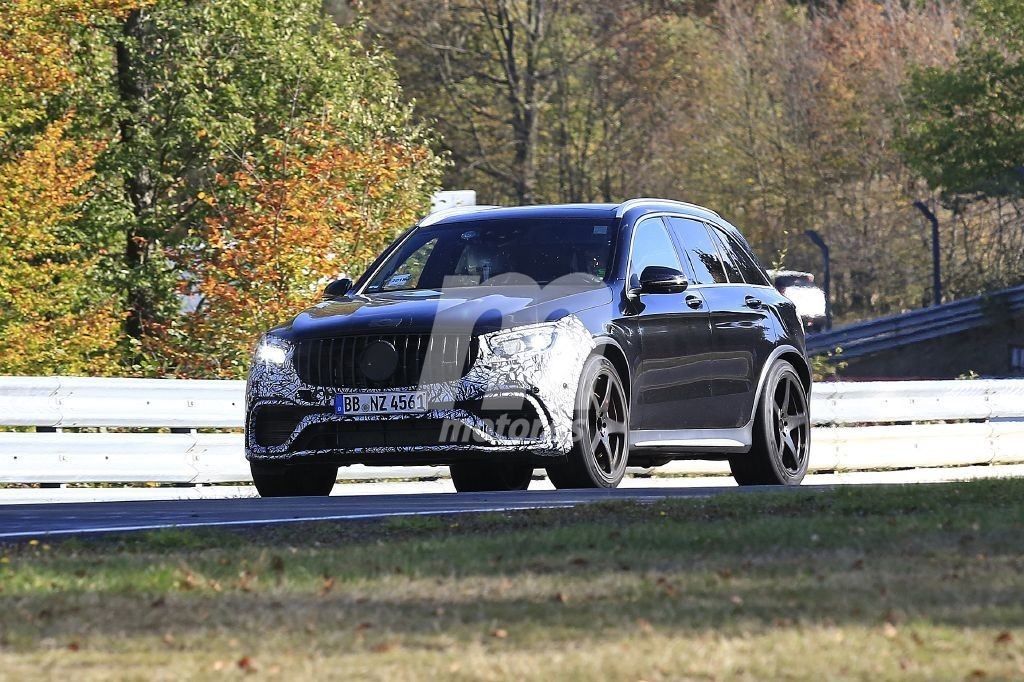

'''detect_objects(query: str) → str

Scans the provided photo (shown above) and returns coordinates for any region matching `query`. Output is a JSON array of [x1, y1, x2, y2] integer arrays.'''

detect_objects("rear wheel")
[[546, 355, 629, 489], [449, 461, 534, 492], [729, 360, 810, 485], [250, 461, 338, 497]]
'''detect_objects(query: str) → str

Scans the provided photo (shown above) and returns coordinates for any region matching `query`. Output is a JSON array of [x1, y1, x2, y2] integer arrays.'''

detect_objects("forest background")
[[2, 0, 1021, 378]]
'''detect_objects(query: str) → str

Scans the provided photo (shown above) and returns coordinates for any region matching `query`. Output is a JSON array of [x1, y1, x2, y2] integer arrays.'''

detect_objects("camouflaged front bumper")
[[245, 315, 594, 462]]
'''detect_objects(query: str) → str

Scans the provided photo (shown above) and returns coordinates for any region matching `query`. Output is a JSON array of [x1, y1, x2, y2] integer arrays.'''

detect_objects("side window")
[[707, 227, 743, 283], [665, 217, 727, 284], [723, 230, 771, 286], [629, 218, 684, 285]]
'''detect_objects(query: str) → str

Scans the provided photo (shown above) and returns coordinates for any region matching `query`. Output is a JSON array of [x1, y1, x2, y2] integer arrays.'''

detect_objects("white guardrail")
[[1, 376, 1023, 485]]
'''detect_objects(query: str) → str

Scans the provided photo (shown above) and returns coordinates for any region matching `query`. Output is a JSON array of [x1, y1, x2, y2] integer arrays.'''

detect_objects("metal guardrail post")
[[805, 229, 832, 330], [913, 200, 942, 307]]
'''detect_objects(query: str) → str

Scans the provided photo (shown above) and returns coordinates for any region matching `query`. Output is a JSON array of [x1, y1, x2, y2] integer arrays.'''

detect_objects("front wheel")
[[250, 461, 338, 497], [729, 360, 810, 485], [546, 355, 629, 489]]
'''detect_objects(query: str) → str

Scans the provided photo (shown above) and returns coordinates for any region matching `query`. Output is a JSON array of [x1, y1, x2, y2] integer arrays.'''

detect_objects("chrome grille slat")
[[293, 334, 476, 389]]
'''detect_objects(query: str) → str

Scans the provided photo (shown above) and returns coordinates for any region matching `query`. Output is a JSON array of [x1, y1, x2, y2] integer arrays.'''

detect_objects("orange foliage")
[[148, 125, 436, 378], [0, 0, 143, 133], [0, 0, 142, 374], [0, 118, 123, 375]]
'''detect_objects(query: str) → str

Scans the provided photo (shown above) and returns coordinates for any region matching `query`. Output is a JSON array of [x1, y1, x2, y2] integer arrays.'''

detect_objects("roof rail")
[[418, 205, 500, 227], [615, 197, 720, 219]]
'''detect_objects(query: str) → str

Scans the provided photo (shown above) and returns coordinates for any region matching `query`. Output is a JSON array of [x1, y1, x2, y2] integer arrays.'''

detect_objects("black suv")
[[246, 199, 811, 495]]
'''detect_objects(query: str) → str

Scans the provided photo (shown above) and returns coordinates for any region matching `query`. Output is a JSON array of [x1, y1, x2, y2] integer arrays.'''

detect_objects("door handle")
[[744, 295, 763, 309], [685, 295, 703, 310]]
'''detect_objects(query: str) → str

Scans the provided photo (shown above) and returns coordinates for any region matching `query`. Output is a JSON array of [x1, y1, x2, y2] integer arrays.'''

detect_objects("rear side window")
[[707, 227, 743, 283], [723, 231, 771, 286], [665, 217, 727, 284], [630, 218, 683, 285]]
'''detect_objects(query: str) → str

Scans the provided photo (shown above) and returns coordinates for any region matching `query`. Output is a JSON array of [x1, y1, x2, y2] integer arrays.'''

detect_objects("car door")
[[699, 224, 774, 428], [623, 217, 715, 431]]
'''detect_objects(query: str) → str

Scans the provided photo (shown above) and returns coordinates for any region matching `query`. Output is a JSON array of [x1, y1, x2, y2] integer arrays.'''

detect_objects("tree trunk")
[[116, 9, 155, 341]]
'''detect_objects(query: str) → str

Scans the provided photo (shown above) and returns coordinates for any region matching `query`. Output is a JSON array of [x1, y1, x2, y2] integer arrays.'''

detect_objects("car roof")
[[418, 198, 722, 228]]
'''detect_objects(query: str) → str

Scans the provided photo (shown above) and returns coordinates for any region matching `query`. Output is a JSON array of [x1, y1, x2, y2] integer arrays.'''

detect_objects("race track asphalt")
[[0, 485, 820, 540]]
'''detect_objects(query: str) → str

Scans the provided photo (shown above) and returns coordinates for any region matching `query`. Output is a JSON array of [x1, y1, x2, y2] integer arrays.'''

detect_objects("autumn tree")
[[83, 0, 442, 364], [366, 0, 690, 204], [902, 0, 1024, 200], [0, 0, 134, 375], [148, 126, 439, 378]]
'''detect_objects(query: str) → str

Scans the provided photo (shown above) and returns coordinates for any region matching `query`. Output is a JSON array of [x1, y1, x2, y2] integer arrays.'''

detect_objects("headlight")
[[254, 335, 291, 365], [487, 324, 558, 358]]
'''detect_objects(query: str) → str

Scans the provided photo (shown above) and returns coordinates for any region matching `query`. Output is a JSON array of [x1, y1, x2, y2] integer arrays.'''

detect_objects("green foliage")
[[901, 0, 1024, 200], [901, 3, 1024, 199], [810, 346, 846, 382], [79, 0, 441, 360], [1, 0, 442, 376]]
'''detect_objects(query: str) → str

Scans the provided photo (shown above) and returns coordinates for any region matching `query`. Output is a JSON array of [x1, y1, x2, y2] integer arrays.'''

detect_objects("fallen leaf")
[[67, 641, 80, 652], [995, 631, 1013, 645], [237, 656, 256, 672], [178, 572, 199, 591]]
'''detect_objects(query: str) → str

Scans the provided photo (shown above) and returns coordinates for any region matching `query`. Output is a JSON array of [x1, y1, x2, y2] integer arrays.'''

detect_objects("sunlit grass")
[[1, 480, 1023, 679]]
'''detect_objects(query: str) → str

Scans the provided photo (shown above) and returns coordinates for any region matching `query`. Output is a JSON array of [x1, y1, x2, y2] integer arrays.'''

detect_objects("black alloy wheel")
[[729, 360, 810, 485], [546, 355, 629, 488]]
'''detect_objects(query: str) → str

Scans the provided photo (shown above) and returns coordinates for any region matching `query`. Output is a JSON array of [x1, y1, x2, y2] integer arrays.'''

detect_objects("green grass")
[[1, 480, 1023, 680]]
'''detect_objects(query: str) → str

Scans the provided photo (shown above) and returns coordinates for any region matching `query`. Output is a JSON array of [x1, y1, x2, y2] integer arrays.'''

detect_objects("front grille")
[[293, 334, 477, 389]]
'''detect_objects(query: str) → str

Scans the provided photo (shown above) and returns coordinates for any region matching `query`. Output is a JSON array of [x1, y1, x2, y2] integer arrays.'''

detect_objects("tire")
[[250, 461, 338, 497], [449, 461, 534, 492], [546, 355, 629, 489], [729, 360, 810, 485]]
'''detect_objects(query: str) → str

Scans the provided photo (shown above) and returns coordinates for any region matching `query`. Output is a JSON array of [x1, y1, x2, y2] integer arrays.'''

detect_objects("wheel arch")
[[593, 337, 631, 405], [779, 350, 812, 393], [748, 345, 811, 425]]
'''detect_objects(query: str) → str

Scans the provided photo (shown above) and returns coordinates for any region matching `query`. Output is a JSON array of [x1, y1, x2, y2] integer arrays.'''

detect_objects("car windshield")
[[364, 218, 618, 292]]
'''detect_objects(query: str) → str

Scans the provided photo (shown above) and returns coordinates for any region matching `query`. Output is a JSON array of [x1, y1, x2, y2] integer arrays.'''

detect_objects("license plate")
[[335, 392, 429, 416]]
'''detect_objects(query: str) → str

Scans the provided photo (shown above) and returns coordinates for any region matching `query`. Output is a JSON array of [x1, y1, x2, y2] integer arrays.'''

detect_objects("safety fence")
[[1, 376, 1022, 485]]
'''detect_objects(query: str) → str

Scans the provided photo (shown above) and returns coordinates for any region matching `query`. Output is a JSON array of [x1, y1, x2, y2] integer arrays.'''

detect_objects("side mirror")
[[322, 278, 352, 299], [637, 266, 688, 294]]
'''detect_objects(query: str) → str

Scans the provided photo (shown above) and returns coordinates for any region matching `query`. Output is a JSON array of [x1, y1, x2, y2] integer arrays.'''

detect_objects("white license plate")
[[335, 392, 429, 416]]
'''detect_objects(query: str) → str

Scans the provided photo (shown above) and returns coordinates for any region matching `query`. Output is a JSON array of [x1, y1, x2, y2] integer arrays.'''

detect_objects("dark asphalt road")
[[0, 485, 824, 539]]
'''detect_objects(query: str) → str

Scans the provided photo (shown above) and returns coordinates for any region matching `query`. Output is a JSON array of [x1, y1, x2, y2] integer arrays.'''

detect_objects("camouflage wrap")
[[245, 315, 595, 462]]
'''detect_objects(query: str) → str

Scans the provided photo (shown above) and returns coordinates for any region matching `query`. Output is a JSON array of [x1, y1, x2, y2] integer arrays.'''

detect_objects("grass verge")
[[1, 479, 1023, 680]]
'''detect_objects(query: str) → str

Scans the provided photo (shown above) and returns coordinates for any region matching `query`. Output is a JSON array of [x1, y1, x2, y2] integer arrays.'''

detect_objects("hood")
[[276, 285, 613, 340]]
